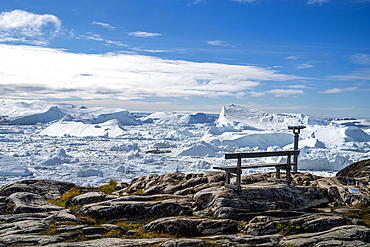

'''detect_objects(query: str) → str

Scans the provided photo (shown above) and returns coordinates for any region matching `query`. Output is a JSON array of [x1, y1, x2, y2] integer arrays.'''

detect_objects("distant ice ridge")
[[142, 112, 217, 125], [217, 104, 326, 130], [0, 101, 139, 125]]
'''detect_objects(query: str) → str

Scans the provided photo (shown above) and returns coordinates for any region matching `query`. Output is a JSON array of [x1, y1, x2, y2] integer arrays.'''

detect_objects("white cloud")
[[249, 89, 304, 98], [307, 0, 328, 5], [128, 31, 162, 38], [249, 91, 267, 98], [77, 33, 104, 41], [105, 40, 126, 47], [318, 87, 357, 94], [0, 44, 302, 101], [285, 55, 300, 60], [92, 21, 115, 30], [351, 53, 370, 66], [297, 63, 313, 69], [268, 89, 304, 98], [0, 10, 62, 45], [207, 40, 231, 47], [77, 33, 126, 47], [330, 68, 370, 81], [286, 84, 310, 89]]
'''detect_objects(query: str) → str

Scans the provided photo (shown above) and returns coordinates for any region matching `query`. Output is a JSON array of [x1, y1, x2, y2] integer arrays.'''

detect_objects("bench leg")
[[286, 166, 291, 185], [236, 156, 241, 191], [225, 172, 231, 184], [276, 167, 280, 179]]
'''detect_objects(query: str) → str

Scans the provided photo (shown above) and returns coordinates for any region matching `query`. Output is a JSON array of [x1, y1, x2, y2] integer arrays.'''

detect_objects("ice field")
[[0, 102, 369, 187]]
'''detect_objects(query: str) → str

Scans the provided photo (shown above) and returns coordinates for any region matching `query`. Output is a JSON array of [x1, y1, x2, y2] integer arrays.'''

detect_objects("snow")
[[40, 119, 126, 138], [0, 102, 369, 187]]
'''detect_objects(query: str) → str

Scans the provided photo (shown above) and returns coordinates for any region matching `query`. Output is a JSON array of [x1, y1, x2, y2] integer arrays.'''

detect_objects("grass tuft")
[[48, 187, 81, 208], [99, 180, 118, 194]]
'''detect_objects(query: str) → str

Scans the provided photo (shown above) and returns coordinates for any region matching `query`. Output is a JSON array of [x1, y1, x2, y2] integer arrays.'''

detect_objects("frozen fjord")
[[0, 102, 369, 187]]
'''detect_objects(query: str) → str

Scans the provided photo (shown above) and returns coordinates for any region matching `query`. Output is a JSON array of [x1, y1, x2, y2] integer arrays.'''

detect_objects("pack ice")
[[0, 102, 369, 187]]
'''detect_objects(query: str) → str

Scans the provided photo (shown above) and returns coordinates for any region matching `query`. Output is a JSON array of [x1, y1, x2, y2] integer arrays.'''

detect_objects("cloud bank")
[[0, 44, 300, 101], [0, 10, 62, 45]]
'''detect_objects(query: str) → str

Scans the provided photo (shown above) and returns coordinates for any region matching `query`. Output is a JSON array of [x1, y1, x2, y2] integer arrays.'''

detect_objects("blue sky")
[[0, 0, 369, 117]]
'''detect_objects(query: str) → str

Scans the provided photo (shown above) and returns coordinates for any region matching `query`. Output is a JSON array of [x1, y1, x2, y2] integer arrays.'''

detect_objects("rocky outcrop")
[[336, 158, 370, 178], [244, 212, 355, 235], [193, 182, 329, 219], [76, 198, 193, 221], [7, 192, 63, 214], [0, 179, 75, 200], [0, 169, 369, 247], [65, 192, 118, 207], [279, 225, 370, 247], [142, 216, 238, 236], [311, 176, 370, 204]]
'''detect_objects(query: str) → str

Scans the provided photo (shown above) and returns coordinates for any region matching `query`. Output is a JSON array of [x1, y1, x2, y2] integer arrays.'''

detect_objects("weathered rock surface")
[[35, 238, 170, 246], [279, 225, 370, 247], [142, 216, 237, 236], [194, 182, 329, 219], [244, 212, 354, 235], [0, 212, 50, 223], [126, 172, 225, 195], [311, 176, 370, 204], [7, 192, 63, 214], [205, 233, 284, 246], [0, 166, 369, 247], [76, 198, 192, 220], [0, 179, 75, 200], [65, 192, 118, 207], [160, 239, 210, 247], [42, 209, 81, 224]]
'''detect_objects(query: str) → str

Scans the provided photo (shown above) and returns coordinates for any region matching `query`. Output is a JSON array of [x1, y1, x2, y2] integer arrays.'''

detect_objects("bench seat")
[[213, 162, 290, 170]]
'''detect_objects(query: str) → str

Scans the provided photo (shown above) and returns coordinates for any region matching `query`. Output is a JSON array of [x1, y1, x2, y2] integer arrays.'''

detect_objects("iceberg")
[[0, 154, 32, 176]]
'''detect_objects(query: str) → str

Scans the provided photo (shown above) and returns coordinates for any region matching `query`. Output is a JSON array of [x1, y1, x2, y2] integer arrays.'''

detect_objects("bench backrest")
[[225, 150, 300, 159]]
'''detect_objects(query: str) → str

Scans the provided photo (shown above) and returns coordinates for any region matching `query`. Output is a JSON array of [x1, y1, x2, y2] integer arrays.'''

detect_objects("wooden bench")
[[213, 150, 300, 191]]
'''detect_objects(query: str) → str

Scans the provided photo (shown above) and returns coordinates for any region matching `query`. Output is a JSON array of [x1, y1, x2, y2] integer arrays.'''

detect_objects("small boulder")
[[7, 192, 63, 214]]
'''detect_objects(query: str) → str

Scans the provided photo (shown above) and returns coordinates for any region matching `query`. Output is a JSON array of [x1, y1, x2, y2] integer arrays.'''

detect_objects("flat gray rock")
[[279, 225, 370, 247], [244, 212, 353, 236], [0, 212, 50, 223], [0, 220, 50, 235], [0, 233, 60, 247], [0, 179, 75, 200], [7, 192, 63, 214], [161, 239, 209, 247], [142, 216, 237, 236], [65, 192, 118, 207], [43, 209, 81, 224], [34, 237, 170, 246], [76, 198, 192, 220], [205, 233, 283, 246]]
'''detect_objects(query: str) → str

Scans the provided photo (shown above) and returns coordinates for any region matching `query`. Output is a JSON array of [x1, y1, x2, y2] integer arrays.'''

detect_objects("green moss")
[[135, 189, 143, 195], [48, 187, 81, 208], [6, 203, 14, 214], [99, 180, 118, 194], [277, 223, 302, 235]]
